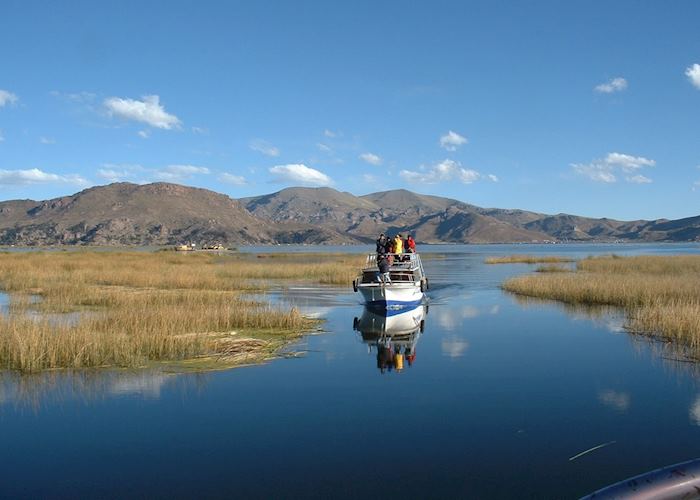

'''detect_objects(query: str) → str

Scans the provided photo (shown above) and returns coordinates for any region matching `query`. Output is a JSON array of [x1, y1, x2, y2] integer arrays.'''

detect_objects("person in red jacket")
[[406, 234, 416, 253]]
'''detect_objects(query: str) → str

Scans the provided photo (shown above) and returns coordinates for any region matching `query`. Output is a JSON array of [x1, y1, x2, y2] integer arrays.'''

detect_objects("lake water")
[[2, 243, 700, 499]]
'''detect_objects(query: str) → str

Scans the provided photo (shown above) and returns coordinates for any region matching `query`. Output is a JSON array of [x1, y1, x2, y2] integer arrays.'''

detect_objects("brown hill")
[[0, 182, 282, 245], [244, 187, 700, 243], [0, 183, 698, 246], [243, 187, 551, 243]]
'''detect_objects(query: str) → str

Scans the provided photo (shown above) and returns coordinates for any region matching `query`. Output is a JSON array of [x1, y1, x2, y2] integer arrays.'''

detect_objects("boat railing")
[[362, 252, 423, 271]]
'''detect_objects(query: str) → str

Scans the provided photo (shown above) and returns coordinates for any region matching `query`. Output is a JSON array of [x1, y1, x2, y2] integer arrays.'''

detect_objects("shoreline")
[[0, 241, 698, 252]]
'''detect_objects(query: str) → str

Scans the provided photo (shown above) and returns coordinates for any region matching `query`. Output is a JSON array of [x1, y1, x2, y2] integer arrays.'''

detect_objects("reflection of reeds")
[[503, 255, 700, 354], [485, 255, 574, 264], [0, 251, 361, 372], [0, 370, 203, 411]]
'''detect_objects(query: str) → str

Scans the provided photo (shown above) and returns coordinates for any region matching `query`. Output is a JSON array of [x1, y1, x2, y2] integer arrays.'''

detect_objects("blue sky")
[[0, 0, 699, 220]]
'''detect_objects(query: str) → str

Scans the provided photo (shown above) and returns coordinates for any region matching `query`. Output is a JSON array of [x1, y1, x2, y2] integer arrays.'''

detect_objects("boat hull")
[[357, 282, 424, 308]]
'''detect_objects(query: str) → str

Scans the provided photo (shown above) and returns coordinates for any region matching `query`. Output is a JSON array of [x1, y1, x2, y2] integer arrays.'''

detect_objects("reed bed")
[[503, 255, 700, 355], [485, 255, 575, 264], [0, 251, 360, 372], [535, 264, 572, 273]]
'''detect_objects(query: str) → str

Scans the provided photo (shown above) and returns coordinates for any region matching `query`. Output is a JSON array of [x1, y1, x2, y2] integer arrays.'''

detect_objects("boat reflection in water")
[[352, 304, 428, 374]]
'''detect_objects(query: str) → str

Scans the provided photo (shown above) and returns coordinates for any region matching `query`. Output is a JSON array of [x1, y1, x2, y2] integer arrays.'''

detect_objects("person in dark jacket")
[[376, 233, 387, 255], [377, 253, 391, 283]]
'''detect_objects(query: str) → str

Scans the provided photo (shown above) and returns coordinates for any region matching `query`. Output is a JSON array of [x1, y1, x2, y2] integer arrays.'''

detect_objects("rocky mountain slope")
[[0, 183, 273, 245], [243, 187, 700, 243], [241, 187, 549, 243], [0, 183, 352, 246], [0, 182, 697, 246]]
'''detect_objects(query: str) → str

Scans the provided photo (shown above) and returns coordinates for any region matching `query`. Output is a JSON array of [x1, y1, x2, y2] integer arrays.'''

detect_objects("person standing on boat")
[[377, 253, 391, 284], [401, 233, 413, 261], [393, 234, 403, 255], [376, 233, 388, 255], [386, 236, 396, 265], [406, 234, 416, 253]]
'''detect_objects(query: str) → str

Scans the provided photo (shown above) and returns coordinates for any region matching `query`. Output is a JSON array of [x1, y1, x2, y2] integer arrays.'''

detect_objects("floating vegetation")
[[0, 251, 361, 373]]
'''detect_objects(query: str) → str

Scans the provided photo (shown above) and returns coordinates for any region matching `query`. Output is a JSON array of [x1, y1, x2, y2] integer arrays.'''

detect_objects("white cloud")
[[686, 64, 700, 90], [459, 169, 481, 183], [219, 173, 246, 185], [627, 174, 652, 184], [324, 129, 338, 138], [104, 95, 181, 129], [250, 139, 280, 157], [0, 168, 88, 186], [572, 152, 655, 184], [0, 90, 18, 108], [605, 152, 655, 171], [191, 126, 208, 135], [154, 164, 210, 181], [137, 130, 150, 139], [97, 167, 133, 183], [39, 137, 56, 144], [269, 164, 332, 186], [97, 163, 210, 183], [317, 143, 333, 154], [573, 164, 617, 183], [487, 174, 499, 182], [359, 152, 382, 166], [400, 159, 492, 185], [439, 130, 468, 151], [96, 163, 147, 183], [595, 77, 628, 94]]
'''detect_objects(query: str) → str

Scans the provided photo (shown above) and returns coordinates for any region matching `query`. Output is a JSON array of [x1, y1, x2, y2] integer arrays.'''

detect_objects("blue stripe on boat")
[[365, 298, 424, 312], [364, 303, 424, 317]]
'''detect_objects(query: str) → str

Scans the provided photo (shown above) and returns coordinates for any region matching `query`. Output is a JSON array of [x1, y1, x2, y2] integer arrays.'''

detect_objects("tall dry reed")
[[485, 255, 574, 264], [0, 251, 360, 372], [503, 255, 700, 354]]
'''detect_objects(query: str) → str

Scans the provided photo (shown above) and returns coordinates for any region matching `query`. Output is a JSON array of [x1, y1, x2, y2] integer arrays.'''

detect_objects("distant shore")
[[2, 240, 698, 254]]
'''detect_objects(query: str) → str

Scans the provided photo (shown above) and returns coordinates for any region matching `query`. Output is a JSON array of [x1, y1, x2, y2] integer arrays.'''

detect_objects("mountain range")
[[0, 182, 697, 246]]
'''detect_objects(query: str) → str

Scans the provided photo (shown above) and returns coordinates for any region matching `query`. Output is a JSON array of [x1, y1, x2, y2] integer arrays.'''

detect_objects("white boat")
[[352, 253, 428, 308]]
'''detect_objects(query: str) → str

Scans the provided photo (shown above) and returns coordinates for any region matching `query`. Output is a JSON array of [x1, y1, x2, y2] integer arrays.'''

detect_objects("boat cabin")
[[359, 253, 425, 284]]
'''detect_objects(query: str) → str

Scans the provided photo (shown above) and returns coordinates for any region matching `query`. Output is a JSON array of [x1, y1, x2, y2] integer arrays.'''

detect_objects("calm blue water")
[[1, 243, 700, 499]]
